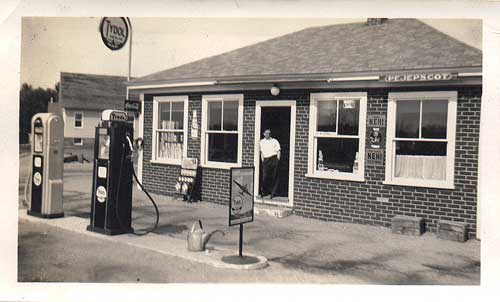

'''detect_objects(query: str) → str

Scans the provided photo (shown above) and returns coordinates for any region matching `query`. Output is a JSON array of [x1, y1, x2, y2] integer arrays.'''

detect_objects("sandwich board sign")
[[229, 167, 254, 226]]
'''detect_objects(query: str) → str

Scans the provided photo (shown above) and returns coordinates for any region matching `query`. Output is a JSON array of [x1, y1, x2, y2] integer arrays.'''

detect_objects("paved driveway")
[[18, 157, 480, 284]]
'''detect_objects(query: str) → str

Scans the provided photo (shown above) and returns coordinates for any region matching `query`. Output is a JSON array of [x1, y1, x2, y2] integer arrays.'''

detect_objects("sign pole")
[[239, 224, 243, 257], [125, 17, 132, 99]]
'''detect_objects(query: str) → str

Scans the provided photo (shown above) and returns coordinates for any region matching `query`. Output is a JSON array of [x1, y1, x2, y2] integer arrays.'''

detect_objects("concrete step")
[[254, 203, 293, 218]]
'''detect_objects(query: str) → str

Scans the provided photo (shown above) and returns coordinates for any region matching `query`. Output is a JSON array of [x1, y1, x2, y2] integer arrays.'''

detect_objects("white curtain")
[[395, 155, 446, 180]]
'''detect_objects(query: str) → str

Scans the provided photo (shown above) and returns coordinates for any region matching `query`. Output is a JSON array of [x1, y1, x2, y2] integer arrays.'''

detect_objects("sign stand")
[[239, 224, 244, 257], [221, 166, 267, 267]]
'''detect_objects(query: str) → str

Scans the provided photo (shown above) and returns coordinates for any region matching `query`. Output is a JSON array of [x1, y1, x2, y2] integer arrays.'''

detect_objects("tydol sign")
[[100, 17, 129, 51]]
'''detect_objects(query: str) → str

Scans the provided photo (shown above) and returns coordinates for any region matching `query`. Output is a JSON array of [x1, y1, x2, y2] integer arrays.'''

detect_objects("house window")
[[307, 92, 367, 181], [73, 138, 83, 146], [201, 94, 243, 168], [152, 96, 188, 164], [385, 91, 457, 189], [74, 112, 83, 128]]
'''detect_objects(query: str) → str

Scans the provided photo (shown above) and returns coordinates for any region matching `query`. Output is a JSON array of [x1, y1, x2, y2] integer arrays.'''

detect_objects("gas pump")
[[87, 110, 159, 236], [27, 113, 64, 218]]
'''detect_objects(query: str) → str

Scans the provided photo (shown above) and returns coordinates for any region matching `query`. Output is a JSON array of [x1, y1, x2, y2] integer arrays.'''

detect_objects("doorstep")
[[254, 202, 293, 218]]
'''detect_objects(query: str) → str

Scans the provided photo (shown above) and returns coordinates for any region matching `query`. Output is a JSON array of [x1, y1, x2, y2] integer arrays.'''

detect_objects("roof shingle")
[[60, 72, 139, 110], [130, 19, 481, 85]]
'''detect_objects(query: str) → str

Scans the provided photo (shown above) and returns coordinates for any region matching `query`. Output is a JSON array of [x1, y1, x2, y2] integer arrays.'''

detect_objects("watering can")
[[187, 220, 225, 252]]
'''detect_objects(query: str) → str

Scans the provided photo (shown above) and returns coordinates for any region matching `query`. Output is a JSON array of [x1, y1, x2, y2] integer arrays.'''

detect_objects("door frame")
[[254, 100, 296, 207]]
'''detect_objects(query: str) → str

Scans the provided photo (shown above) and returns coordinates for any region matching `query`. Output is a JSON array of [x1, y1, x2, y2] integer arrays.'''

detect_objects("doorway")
[[254, 101, 296, 207]]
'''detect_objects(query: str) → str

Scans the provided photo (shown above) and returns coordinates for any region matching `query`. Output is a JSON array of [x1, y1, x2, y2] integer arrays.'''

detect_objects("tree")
[[19, 83, 59, 144]]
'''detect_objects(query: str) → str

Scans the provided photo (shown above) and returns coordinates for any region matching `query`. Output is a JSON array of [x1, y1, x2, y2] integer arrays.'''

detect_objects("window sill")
[[383, 179, 455, 190], [200, 162, 241, 170], [149, 159, 181, 166], [305, 173, 365, 182]]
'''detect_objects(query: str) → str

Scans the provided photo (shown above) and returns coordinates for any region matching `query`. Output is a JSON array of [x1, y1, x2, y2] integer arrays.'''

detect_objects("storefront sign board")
[[381, 73, 458, 83]]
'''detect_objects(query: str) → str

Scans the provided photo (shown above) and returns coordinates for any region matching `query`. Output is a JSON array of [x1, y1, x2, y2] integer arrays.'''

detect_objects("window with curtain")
[[153, 96, 188, 164], [202, 94, 243, 168], [385, 91, 457, 189], [308, 92, 367, 181]]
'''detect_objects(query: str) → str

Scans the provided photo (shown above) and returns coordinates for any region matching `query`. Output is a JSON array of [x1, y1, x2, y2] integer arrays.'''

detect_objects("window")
[[152, 96, 188, 164], [307, 92, 367, 181], [385, 91, 457, 189], [73, 138, 83, 146], [201, 94, 243, 168], [74, 112, 83, 128]]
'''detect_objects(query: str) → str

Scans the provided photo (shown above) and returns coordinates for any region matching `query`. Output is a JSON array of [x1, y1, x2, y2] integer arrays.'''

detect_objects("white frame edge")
[[151, 95, 189, 166], [307, 92, 367, 182], [254, 100, 296, 208], [384, 91, 457, 189], [200, 94, 244, 169]]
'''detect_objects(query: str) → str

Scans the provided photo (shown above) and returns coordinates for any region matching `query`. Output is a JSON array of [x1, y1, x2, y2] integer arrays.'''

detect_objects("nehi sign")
[[99, 17, 129, 51]]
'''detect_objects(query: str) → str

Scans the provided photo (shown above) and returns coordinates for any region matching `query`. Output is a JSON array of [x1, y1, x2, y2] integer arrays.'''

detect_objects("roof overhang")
[[127, 66, 482, 94]]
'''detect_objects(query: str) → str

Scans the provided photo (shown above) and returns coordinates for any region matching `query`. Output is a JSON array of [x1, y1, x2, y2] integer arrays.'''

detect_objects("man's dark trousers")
[[262, 155, 279, 196]]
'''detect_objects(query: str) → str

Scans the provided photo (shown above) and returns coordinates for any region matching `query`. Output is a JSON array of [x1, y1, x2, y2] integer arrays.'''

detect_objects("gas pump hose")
[[115, 136, 160, 236]]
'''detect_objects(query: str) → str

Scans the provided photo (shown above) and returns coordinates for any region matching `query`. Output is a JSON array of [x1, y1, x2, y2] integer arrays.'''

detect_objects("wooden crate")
[[391, 215, 425, 236], [437, 220, 469, 242]]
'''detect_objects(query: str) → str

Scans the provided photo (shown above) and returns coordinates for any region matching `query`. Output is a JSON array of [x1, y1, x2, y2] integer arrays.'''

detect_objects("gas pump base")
[[27, 211, 64, 219], [86, 225, 134, 236]]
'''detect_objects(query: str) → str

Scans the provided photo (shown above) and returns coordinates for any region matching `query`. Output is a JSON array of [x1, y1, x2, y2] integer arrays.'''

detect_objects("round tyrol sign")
[[100, 17, 129, 51]]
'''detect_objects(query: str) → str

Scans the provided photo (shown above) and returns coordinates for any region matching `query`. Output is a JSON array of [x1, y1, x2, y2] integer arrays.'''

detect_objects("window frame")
[[73, 137, 83, 146], [307, 92, 367, 182], [151, 95, 189, 165], [74, 112, 83, 128], [384, 91, 457, 189], [201, 94, 244, 169]]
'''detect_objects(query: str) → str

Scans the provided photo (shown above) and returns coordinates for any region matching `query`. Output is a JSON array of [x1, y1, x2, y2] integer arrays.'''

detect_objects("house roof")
[[60, 72, 139, 110], [129, 18, 482, 86]]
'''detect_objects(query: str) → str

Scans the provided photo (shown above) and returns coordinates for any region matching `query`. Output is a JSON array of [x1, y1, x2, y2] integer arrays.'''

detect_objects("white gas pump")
[[27, 113, 64, 218]]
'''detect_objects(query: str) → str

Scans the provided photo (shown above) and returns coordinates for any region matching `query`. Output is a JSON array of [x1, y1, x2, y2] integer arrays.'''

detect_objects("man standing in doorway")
[[260, 129, 280, 199]]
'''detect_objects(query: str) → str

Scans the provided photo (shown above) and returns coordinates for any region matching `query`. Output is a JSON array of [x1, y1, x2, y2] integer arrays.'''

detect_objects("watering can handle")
[[190, 220, 204, 232], [190, 222, 197, 232]]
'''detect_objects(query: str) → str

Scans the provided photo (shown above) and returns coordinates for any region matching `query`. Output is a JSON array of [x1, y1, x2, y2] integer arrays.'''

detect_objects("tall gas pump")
[[87, 110, 134, 235], [27, 113, 64, 218]]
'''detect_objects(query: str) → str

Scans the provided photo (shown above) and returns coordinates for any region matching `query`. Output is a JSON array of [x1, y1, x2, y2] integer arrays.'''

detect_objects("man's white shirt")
[[260, 138, 280, 159]]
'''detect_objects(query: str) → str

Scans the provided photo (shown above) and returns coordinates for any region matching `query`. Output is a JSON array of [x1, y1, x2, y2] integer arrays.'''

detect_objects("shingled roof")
[[129, 18, 481, 86], [60, 72, 139, 110]]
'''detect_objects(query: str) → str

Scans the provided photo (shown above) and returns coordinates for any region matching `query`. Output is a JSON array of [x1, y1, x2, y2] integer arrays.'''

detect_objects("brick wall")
[[140, 86, 481, 237]]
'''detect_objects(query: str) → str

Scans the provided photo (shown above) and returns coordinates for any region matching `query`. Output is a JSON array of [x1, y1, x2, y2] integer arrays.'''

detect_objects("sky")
[[20, 17, 482, 89]]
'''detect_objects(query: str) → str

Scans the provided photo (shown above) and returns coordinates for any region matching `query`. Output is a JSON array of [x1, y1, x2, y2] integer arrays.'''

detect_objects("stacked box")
[[437, 220, 469, 242], [391, 215, 425, 236]]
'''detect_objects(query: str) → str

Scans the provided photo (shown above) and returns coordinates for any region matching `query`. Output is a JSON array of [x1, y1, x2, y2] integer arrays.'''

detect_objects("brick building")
[[127, 19, 482, 236]]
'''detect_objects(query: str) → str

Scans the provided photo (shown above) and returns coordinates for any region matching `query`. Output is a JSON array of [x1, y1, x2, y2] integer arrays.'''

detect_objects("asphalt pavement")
[[17, 155, 480, 284]]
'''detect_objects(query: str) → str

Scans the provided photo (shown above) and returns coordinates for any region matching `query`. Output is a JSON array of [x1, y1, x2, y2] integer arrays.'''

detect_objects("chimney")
[[366, 18, 388, 26]]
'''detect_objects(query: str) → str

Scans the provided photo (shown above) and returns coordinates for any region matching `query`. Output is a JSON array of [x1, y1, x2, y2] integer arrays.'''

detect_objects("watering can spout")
[[202, 229, 225, 247]]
